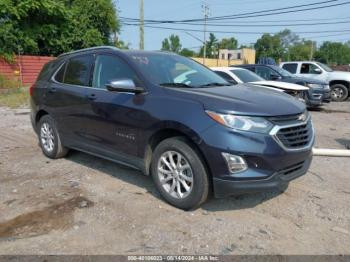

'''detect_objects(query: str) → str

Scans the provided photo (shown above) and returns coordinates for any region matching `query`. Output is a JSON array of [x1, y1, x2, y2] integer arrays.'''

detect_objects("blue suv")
[[30, 46, 314, 210]]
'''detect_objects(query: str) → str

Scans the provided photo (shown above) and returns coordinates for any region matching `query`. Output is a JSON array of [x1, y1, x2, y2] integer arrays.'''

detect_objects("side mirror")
[[270, 73, 281, 80], [313, 68, 322, 74], [105, 79, 144, 94]]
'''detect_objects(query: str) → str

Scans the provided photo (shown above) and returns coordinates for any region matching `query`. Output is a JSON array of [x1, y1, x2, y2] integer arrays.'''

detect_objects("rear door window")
[[64, 55, 94, 86], [282, 63, 298, 74]]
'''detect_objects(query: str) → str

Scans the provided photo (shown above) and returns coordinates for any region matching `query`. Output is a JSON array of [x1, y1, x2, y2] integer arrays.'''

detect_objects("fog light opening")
[[222, 153, 248, 173]]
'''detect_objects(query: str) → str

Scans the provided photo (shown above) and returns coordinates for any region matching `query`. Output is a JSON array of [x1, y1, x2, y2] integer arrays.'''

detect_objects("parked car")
[[280, 61, 350, 102], [235, 64, 331, 108], [30, 47, 314, 210], [211, 67, 308, 102]]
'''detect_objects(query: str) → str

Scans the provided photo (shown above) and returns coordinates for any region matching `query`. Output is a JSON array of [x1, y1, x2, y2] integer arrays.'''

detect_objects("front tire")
[[151, 137, 209, 210], [331, 84, 349, 102], [38, 115, 68, 159]]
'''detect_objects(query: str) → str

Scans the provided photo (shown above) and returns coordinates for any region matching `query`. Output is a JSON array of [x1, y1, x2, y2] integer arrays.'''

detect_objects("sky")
[[116, 0, 350, 51]]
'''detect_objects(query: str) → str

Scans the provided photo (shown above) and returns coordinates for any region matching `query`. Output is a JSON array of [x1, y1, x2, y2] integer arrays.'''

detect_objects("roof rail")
[[157, 50, 175, 54], [58, 46, 119, 58]]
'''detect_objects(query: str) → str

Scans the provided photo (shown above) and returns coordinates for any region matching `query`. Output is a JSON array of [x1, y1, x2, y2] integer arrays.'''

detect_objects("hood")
[[282, 76, 327, 85], [163, 84, 305, 117], [328, 71, 350, 81], [250, 81, 309, 91]]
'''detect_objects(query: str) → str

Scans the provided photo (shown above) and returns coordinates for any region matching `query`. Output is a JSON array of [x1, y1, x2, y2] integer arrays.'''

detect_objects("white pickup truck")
[[280, 61, 350, 102]]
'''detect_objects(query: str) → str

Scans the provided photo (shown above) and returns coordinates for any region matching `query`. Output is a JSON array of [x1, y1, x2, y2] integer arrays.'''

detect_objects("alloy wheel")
[[157, 151, 193, 199], [40, 122, 55, 153]]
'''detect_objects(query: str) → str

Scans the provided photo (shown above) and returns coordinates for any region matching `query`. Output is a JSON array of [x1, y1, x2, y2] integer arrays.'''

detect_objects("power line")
[[123, 19, 350, 28], [203, 0, 346, 21], [303, 32, 350, 39], [122, 15, 350, 24], [122, 23, 350, 35], [120, 0, 349, 23], [189, 15, 350, 23]]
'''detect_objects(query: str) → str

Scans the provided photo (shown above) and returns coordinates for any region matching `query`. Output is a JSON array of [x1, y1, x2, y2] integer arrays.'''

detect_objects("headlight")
[[307, 83, 323, 89], [206, 110, 273, 133]]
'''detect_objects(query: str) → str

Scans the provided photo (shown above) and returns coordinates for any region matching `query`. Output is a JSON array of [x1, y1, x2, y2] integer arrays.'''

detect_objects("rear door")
[[281, 63, 298, 75], [45, 54, 94, 147]]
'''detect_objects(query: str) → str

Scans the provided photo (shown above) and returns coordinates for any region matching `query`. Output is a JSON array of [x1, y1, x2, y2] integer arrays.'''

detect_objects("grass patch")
[[0, 88, 29, 108], [0, 74, 29, 108], [0, 74, 22, 90]]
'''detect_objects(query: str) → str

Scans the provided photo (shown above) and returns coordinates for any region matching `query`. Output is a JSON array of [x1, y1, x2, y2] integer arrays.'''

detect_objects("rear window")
[[37, 60, 57, 81], [63, 55, 94, 86], [282, 63, 298, 74]]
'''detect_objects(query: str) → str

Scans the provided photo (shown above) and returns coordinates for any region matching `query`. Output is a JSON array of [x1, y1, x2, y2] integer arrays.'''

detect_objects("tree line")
[[1, 1, 349, 65], [0, 0, 128, 62], [161, 29, 350, 65]]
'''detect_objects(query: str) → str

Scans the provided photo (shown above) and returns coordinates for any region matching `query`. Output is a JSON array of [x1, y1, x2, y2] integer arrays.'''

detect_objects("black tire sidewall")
[[331, 84, 349, 102], [151, 138, 209, 210], [38, 115, 61, 159]]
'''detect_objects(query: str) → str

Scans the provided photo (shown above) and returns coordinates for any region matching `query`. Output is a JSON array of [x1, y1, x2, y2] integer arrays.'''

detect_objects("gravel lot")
[[0, 102, 349, 255]]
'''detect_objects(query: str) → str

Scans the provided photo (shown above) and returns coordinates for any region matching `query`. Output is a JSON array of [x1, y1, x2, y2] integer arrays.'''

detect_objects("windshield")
[[270, 65, 293, 77], [130, 53, 230, 88], [316, 62, 333, 72], [231, 69, 264, 83]]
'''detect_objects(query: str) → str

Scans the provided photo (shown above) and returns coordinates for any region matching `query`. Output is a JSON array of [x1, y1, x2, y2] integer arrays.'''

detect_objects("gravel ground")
[[0, 102, 349, 255]]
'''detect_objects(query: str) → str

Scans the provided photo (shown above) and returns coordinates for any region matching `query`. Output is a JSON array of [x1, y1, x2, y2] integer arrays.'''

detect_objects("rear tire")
[[331, 84, 348, 102], [151, 137, 209, 210], [38, 115, 68, 159]]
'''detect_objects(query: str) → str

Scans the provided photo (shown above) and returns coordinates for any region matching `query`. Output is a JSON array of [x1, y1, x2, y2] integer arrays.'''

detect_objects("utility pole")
[[310, 41, 314, 60], [139, 0, 144, 50], [202, 1, 209, 64]]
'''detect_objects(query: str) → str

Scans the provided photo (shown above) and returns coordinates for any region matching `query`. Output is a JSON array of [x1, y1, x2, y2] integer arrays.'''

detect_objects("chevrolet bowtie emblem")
[[298, 113, 307, 122]]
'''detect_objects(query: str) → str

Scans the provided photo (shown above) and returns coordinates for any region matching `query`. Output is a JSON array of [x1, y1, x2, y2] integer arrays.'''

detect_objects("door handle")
[[48, 87, 57, 93], [87, 93, 97, 101]]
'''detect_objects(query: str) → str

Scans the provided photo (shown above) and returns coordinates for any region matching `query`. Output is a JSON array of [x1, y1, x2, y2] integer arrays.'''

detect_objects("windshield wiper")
[[199, 82, 230, 87], [159, 83, 193, 88]]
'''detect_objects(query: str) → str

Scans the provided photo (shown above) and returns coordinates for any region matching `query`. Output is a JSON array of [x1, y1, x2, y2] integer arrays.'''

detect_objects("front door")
[[83, 53, 146, 164], [299, 63, 325, 81]]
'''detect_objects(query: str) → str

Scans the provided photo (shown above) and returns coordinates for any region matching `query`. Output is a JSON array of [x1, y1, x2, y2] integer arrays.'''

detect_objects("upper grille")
[[276, 120, 313, 149]]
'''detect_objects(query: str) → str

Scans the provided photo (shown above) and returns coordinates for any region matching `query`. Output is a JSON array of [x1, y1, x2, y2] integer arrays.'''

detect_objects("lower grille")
[[280, 161, 305, 176]]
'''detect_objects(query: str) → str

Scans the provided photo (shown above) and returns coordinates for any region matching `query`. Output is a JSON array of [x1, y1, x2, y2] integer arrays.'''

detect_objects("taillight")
[[29, 85, 34, 96]]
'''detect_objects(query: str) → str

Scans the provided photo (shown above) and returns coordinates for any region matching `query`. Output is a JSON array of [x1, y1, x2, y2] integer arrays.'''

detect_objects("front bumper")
[[306, 87, 331, 106], [199, 118, 314, 198], [213, 155, 312, 198], [322, 89, 331, 103]]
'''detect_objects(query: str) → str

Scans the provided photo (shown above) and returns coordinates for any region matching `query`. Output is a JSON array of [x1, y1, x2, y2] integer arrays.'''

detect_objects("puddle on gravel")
[[0, 196, 93, 240]]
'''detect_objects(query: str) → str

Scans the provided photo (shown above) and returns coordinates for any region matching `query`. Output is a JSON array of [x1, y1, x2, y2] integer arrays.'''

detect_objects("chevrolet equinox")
[[30, 46, 314, 210]]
